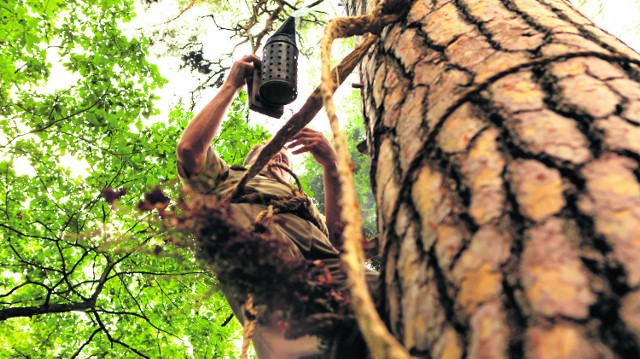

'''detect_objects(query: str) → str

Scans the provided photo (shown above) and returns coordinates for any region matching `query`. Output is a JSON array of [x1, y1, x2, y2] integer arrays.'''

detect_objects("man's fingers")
[[289, 131, 312, 140], [288, 131, 321, 145], [232, 55, 262, 75], [235, 61, 254, 72], [293, 127, 322, 137], [287, 136, 312, 145], [240, 54, 261, 63], [287, 138, 320, 149], [291, 147, 312, 155]]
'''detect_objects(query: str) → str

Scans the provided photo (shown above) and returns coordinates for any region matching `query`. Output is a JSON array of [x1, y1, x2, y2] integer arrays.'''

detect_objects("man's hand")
[[224, 54, 261, 90], [286, 128, 337, 169], [288, 128, 343, 244]]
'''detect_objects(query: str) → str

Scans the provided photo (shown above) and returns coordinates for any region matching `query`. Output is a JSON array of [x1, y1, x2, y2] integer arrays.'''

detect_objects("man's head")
[[244, 144, 292, 182]]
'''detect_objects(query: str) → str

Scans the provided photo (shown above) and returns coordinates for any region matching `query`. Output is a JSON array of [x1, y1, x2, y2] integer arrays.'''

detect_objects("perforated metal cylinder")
[[259, 18, 298, 106]]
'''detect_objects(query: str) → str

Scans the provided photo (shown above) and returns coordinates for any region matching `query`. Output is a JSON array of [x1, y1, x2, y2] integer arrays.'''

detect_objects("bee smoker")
[[246, 17, 298, 118]]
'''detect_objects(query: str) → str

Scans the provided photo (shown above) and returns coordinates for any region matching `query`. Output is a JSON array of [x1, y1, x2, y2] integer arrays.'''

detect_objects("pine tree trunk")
[[346, 0, 640, 357]]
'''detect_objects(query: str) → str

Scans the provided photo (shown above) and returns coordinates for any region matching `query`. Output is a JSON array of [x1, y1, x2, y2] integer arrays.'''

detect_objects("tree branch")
[[0, 256, 114, 321], [0, 298, 95, 321], [70, 327, 102, 359], [95, 308, 180, 340], [92, 310, 150, 358], [1, 87, 111, 149]]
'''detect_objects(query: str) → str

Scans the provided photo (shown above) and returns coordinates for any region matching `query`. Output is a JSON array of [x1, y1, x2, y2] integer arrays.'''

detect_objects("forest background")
[[0, 0, 639, 357]]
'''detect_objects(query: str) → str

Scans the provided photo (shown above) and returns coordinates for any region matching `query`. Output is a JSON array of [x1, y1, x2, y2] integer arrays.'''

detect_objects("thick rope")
[[241, 296, 258, 359], [319, 1, 413, 358]]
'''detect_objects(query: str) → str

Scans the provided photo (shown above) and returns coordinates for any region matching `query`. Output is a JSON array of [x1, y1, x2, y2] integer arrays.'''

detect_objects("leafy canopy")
[[0, 0, 267, 357]]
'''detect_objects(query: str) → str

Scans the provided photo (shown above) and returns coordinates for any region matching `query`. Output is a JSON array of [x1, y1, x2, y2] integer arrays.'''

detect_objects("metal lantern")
[[259, 17, 298, 106]]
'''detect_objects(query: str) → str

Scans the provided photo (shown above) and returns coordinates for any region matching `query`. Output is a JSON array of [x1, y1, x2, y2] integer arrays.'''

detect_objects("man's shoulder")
[[177, 147, 232, 192]]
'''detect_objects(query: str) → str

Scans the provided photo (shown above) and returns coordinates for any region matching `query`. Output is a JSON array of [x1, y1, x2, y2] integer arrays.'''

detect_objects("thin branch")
[[5, 237, 63, 275], [159, 0, 198, 25], [114, 272, 152, 319], [108, 270, 210, 280], [153, 279, 180, 310], [95, 308, 181, 340], [0, 280, 50, 299], [250, 5, 283, 53], [92, 310, 150, 359], [0, 223, 60, 242], [221, 313, 234, 327], [70, 328, 102, 359], [1, 87, 112, 149]]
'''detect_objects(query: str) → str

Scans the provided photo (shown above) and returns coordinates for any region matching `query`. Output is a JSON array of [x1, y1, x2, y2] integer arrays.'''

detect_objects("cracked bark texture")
[[346, 0, 640, 357]]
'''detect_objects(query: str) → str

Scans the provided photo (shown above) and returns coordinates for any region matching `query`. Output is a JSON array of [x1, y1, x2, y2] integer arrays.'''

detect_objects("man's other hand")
[[286, 128, 337, 169]]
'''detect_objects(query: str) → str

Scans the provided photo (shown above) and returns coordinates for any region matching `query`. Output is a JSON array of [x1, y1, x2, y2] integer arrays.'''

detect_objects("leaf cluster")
[[213, 91, 270, 165]]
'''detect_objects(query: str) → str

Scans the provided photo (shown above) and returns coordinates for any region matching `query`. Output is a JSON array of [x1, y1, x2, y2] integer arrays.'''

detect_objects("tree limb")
[[70, 327, 102, 359], [0, 299, 95, 321], [0, 256, 114, 321]]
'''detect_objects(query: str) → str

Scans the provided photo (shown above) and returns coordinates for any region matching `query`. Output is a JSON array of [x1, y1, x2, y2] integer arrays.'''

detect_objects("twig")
[[70, 327, 101, 359], [159, 0, 198, 25], [93, 310, 150, 358], [251, 6, 283, 53], [221, 313, 235, 327]]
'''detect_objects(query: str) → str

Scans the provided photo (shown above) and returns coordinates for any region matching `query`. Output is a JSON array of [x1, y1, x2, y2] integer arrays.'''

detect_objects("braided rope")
[[241, 296, 258, 359], [319, 0, 413, 358]]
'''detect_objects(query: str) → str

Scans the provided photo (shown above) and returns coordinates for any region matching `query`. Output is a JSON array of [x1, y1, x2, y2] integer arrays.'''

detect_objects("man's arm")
[[177, 54, 260, 176], [287, 128, 343, 244]]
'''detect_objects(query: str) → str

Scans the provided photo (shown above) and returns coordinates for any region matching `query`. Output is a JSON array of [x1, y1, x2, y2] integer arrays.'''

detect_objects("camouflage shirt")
[[177, 146, 342, 263]]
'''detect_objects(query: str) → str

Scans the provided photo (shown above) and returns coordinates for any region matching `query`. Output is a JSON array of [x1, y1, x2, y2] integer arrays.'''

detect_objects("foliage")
[[157, 184, 355, 342], [0, 0, 265, 357]]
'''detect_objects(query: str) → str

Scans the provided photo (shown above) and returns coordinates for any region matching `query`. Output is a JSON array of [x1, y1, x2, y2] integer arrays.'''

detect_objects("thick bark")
[[346, 0, 640, 357]]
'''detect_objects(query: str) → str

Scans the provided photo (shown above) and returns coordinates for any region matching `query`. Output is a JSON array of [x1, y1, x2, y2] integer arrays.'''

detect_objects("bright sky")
[[571, 0, 640, 50]]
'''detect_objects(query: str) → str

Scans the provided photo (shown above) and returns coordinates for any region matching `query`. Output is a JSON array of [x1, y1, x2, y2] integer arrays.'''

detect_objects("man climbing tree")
[[176, 54, 377, 358], [333, 0, 640, 357]]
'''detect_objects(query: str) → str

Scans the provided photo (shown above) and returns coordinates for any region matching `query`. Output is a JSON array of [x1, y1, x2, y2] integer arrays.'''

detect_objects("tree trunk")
[[346, 0, 640, 357]]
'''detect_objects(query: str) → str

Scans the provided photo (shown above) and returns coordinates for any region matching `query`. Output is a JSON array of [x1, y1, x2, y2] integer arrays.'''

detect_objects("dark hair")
[[243, 143, 266, 166]]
